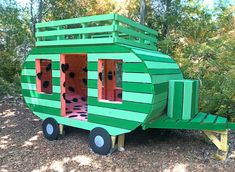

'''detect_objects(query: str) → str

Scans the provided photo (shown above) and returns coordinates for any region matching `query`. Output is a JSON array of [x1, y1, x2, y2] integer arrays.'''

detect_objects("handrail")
[[35, 14, 157, 50]]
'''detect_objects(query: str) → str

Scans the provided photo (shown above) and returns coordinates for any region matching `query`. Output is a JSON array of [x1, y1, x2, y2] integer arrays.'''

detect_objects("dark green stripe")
[[123, 63, 147, 73], [138, 54, 175, 63], [27, 103, 60, 116], [23, 61, 60, 70], [149, 69, 181, 75], [22, 89, 60, 101], [88, 113, 141, 130], [31, 44, 130, 54], [21, 75, 60, 85], [173, 82, 183, 119], [88, 62, 97, 71], [88, 62, 148, 73], [153, 82, 168, 94], [88, 97, 151, 114], [88, 79, 153, 93]]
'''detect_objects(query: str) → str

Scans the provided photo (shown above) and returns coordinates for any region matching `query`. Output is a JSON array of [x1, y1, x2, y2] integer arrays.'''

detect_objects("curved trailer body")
[[21, 14, 235, 158]]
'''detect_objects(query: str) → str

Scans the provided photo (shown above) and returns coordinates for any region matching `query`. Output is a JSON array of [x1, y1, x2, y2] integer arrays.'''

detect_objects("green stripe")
[[88, 105, 147, 122], [137, 54, 175, 63], [26, 54, 60, 62], [123, 63, 147, 73], [123, 82, 153, 93], [87, 79, 153, 94], [123, 73, 151, 83], [173, 82, 183, 119], [21, 69, 60, 77], [36, 38, 114, 46], [88, 96, 151, 114], [88, 114, 141, 130], [31, 45, 130, 55], [21, 83, 60, 93], [24, 97, 60, 108], [149, 69, 181, 75], [21, 75, 60, 85], [88, 53, 141, 62], [27, 103, 60, 116], [145, 61, 179, 69], [88, 62, 97, 71], [133, 49, 171, 59], [33, 111, 130, 135], [152, 92, 168, 104], [88, 88, 153, 104], [153, 82, 168, 94], [22, 89, 60, 101], [23, 61, 60, 70], [152, 74, 183, 84]]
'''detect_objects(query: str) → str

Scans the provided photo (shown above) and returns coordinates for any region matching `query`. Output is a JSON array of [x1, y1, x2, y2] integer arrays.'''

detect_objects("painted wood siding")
[[21, 54, 62, 117], [131, 49, 184, 129], [87, 53, 153, 131]]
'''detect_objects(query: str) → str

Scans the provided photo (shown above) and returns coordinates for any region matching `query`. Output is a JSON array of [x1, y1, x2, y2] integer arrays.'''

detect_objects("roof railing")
[[35, 14, 157, 50]]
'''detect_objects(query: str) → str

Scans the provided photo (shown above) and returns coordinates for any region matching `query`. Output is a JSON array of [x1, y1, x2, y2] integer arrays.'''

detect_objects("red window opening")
[[36, 59, 52, 94], [98, 59, 122, 102]]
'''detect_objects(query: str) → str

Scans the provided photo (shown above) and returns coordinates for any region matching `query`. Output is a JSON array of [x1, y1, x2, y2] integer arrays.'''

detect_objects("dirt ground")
[[1, 103, 235, 172]]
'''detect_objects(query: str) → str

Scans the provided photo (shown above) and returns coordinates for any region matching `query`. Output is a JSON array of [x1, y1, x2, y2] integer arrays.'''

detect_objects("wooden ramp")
[[148, 112, 229, 131]]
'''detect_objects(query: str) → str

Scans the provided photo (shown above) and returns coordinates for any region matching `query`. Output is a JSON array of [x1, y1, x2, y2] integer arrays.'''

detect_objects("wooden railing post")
[[82, 23, 87, 39]]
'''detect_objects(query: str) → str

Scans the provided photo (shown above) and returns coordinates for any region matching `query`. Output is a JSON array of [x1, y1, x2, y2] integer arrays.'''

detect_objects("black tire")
[[88, 127, 112, 155], [42, 118, 59, 141]]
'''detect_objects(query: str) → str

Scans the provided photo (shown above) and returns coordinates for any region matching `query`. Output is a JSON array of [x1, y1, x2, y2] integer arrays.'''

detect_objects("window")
[[36, 59, 52, 94], [98, 59, 122, 102]]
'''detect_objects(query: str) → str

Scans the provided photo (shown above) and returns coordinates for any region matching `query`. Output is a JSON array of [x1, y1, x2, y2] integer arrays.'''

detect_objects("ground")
[[1, 102, 235, 172]]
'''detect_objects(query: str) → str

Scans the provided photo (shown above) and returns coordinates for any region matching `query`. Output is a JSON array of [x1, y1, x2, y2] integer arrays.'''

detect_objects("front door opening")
[[61, 54, 88, 121]]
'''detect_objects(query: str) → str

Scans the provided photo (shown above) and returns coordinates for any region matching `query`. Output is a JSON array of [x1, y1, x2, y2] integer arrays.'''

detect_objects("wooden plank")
[[24, 97, 60, 108], [27, 103, 60, 116], [132, 49, 171, 59], [88, 53, 141, 62], [152, 74, 183, 84], [26, 54, 60, 62], [190, 112, 207, 123], [21, 83, 60, 93], [123, 73, 152, 83], [137, 54, 175, 63], [22, 89, 60, 101], [88, 105, 148, 122], [116, 25, 157, 42], [182, 81, 193, 120], [36, 38, 114, 46], [167, 80, 175, 118], [215, 116, 227, 124], [36, 25, 113, 37], [145, 61, 179, 69], [21, 76, 60, 86], [88, 113, 141, 130], [149, 69, 181, 75], [31, 45, 130, 54], [172, 81, 183, 119], [116, 14, 157, 35], [88, 96, 151, 114], [36, 13, 115, 28], [202, 114, 217, 123]]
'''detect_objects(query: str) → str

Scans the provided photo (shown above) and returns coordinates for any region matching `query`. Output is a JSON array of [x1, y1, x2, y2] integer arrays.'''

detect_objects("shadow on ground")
[[0, 103, 235, 172]]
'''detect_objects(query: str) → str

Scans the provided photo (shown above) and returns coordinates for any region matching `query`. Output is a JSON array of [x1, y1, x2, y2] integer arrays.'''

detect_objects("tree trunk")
[[140, 0, 146, 25], [163, 0, 171, 37]]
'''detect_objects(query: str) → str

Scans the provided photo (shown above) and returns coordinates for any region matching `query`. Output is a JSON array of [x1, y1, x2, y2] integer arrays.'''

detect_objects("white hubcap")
[[46, 124, 54, 135], [94, 135, 104, 147]]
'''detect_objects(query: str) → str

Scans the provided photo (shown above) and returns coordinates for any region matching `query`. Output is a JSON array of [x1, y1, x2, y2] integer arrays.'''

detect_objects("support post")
[[118, 134, 125, 151], [59, 124, 64, 135], [203, 130, 228, 160]]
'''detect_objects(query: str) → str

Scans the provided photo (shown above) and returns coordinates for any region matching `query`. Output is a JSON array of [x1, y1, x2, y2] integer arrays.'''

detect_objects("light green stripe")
[[33, 111, 130, 136], [21, 69, 36, 76], [88, 71, 98, 80], [182, 81, 193, 120], [88, 106, 147, 122], [88, 88, 152, 104], [36, 38, 114, 46], [123, 92, 153, 104], [152, 74, 183, 84], [36, 25, 113, 37], [21, 83, 60, 93], [88, 53, 141, 62], [145, 61, 179, 69], [36, 14, 115, 28], [133, 49, 171, 59], [167, 81, 175, 118], [24, 97, 60, 108], [52, 70, 60, 77], [88, 88, 98, 97], [123, 73, 151, 83], [26, 54, 60, 62]]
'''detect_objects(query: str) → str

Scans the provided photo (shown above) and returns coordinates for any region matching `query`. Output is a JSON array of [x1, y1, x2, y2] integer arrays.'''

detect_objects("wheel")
[[42, 118, 59, 141], [88, 127, 112, 155]]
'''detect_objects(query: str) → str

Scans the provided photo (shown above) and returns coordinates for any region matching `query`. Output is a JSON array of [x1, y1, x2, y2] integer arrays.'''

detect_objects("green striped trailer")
[[21, 14, 235, 157]]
